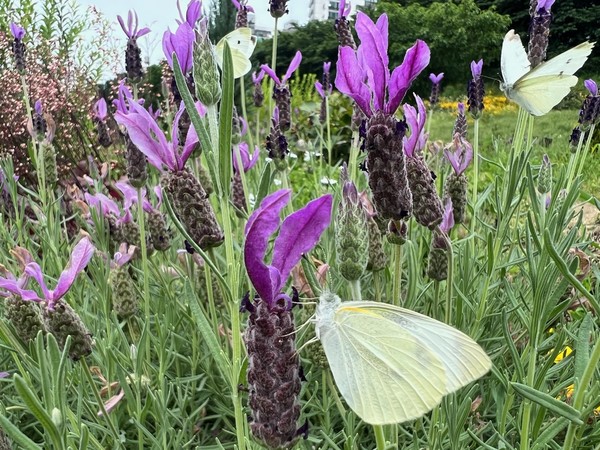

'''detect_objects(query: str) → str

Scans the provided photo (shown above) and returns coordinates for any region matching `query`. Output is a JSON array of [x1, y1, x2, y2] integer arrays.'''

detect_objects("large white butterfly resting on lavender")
[[500, 29, 595, 116]]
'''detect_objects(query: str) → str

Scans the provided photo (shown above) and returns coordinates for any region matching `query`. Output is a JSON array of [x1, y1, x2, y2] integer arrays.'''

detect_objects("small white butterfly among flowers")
[[500, 29, 595, 116]]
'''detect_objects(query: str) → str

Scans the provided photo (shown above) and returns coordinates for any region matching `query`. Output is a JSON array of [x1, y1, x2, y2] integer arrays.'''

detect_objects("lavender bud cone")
[[0, 428, 12, 450], [426, 232, 449, 281], [197, 163, 214, 196], [4, 296, 45, 343], [125, 136, 148, 188], [12, 38, 26, 73], [43, 300, 93, 361], [578, 96, 600, 131], [334, 17, 356, 49], [443, 173, 468, 224], [273, 85, 292, 132], [269, 0, 289, 18], [162, 170, 224, 250], [193, 34, 221, 106], [319, 98, 327, 125], [41, 141, 58, 187], [125, 38, 144, 81], [366, 216, 387, 271], [147, 210, 171, 251], [245, 299, 301, 449], [336, 187, 368, 281], [467, 78, 485, 119], [235, 8, 249, 28], [110, 265, 139, 319], [266, 122, 288, 172], [453, 109, 468, 139], [429, 84, 441, 107], [528, 5, 552, 68], [405, 156, 443, 230], [119, 221, 143, 253], [254, 82, 264, 107], [231, 171, 247, 216], [537, 154, 552, 194], [96, 119, 112, 147], [569, 127, 581, 152], [364, 112, 412, 220], [387, 219, 408, 246]]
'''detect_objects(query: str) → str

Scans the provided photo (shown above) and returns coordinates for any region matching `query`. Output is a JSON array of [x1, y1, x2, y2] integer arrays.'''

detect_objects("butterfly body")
[[315, 292, 492, 425], [500, 29, 594, 116]]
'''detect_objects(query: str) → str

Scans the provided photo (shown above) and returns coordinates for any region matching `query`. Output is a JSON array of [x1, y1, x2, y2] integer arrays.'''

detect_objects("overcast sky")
[[78, 0, 309, 67]]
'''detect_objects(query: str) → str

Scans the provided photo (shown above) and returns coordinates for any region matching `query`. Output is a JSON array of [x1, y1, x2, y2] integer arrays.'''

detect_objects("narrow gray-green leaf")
[[574, 313, 593, 383], [255, 162, 273, 207], [0, 413, 42, 450], [510, 382, 583, 424], [186, 279, 230, 378], [531, 417, 569, 450], [218, 41, 234, 199]]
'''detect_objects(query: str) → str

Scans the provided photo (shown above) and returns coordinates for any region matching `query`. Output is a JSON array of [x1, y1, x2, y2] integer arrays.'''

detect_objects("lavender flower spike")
[[261, 51, 302, 131], [94, 98, 108, 121], [429, 72, 443, 106], [261, 50, 302, 86], [244, 190, 333, 309], [468, 59, 485, 118], [585, 79, 598, 96], [470, 59, 483, 79], [403, 95, 429, 157], [10, 23, 25, 40], [2, 237, 96, 310], [444, 134, 473, 176], [335, 12, 430, 117]]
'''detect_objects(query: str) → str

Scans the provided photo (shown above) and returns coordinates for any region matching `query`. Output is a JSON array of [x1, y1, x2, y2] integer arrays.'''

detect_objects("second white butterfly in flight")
[[500, 29, 595, 116], [315, 292, 492, 425]]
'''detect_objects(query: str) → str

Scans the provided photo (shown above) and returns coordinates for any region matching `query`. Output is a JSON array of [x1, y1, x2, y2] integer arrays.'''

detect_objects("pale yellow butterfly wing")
[[215, 27, 257, 78], [510, 74, 578, 116], [320, 303, 448, 425], [501, 30, 530, 86], [355, 302, 492, 393]]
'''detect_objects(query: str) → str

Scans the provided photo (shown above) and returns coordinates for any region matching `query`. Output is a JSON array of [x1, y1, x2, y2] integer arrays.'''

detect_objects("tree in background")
[[208, 0, 236, 43]]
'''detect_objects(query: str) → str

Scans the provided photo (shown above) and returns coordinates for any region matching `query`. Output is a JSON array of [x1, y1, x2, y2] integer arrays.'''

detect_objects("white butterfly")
[[215, 27, 257, 79], [500, 29, 595, 116], [315, 292, 492, 425]]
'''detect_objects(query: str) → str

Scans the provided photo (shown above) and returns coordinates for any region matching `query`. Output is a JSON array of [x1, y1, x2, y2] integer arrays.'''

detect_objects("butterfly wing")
[[510, 75, 578, 116], [501, 30, 530, 86], [320, 303, 448, 425], [216, 28, 257, 79], [355, 302, 492, 393], [507, 40, 594, 116]]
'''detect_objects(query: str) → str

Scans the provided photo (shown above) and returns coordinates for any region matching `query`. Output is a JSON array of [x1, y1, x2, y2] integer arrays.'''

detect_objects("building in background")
[[308, 0, 377, 21], [248, 12, 273, 39]]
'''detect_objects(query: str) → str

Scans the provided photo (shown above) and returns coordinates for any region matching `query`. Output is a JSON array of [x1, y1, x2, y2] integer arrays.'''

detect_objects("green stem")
[[563, 334, 600, 450], [348, 279, 362, 302], [268, 17, 279, 115], [520, 343, 538, 450], [137, 189, 151, 323], [392, 239, 403, 306], [374, 271, 382, 302], [444, 231, 454, 325], [373, 425, 387, 450], [239, 77, 254, 151], [348, 130, 360, 183], [207, 105, 220, 150], [565, 132, 585, 192], [326, 96, 332, 165], [571, 124, 596, 191]]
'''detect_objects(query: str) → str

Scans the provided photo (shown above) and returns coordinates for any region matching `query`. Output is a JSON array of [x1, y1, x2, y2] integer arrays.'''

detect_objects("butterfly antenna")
[[282, 313, 316, 338], [296, 336, 320, 354]]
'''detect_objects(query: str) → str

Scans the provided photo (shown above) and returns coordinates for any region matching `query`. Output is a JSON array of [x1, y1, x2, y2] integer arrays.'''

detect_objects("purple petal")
[[282, 51, 302, 84], [315, 81, 325, 99], [458, 102, 465, 114], [339, 0, 351, 18], [233, 142, 249, 173], [24, 263, 51, 300], [323, 61, 331, 74], [115, 100, 174, 171], [537, 0, 555, 11], [136, 27, 151, 38], [114, 250, 133, 267], [51, 237, 95, 307], [470, 59, 483, 79], [247, 145, 260, 171], [252, 69, 265, 84], [128, 11, 135, 36], [244, 190, 292, 305], [355, 12, 389, 111], [10, 22, 25, 40], [154, 185, 163, 207], [386, 39, 430, 115], [115, 180, 146, 211], [113, 81, 134, 115], [429, 72, 444, 84], [85, 192, 121, 217], [246, 4, 254, 12], [94, 98, 108, 120], [271, 194, 333, 285], [231, 0, 241, 9], [163, 23, 194, 73], [117, 15, 130, 38], [34, 100, 43, 115], [0, 275, 40, 300], [584, 79, 598, 96], [440, 199, 454, 233], [186, 0, 202, 26], [335, 46, 371, 116], [260, 64, 280, 85], [402, 95, 428, 157]]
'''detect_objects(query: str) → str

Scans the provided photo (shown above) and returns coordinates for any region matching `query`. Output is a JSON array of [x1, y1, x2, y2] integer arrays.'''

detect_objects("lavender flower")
[[115, 100, 223, 249], [109, 244, 139, 318], [453, 102, 467, 138], [232, 143, 259, 215], [427, 199, 453, 281], [117, 11, 151, 80], [403, 95, 443, 229], [10, 22, 26, 72], [262, 51, 302, 131], [334, 0, 355, 49], [443, 133, 472, 224], [428, 72, 444, 107], [252, 70, 265, 107], [578, 79, 600, 129], [528, 0, 555, 67], [232, 0, 254, 28], [269, 0, 289, 18], [93, 98, 112, 147], [243, 189, 332, 449], [266, 107, 289, 171], [537, 154, 552, 194], [467, 59, 484, 118], [315, 62, 332, 124], [336, 12, 430, 221]]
